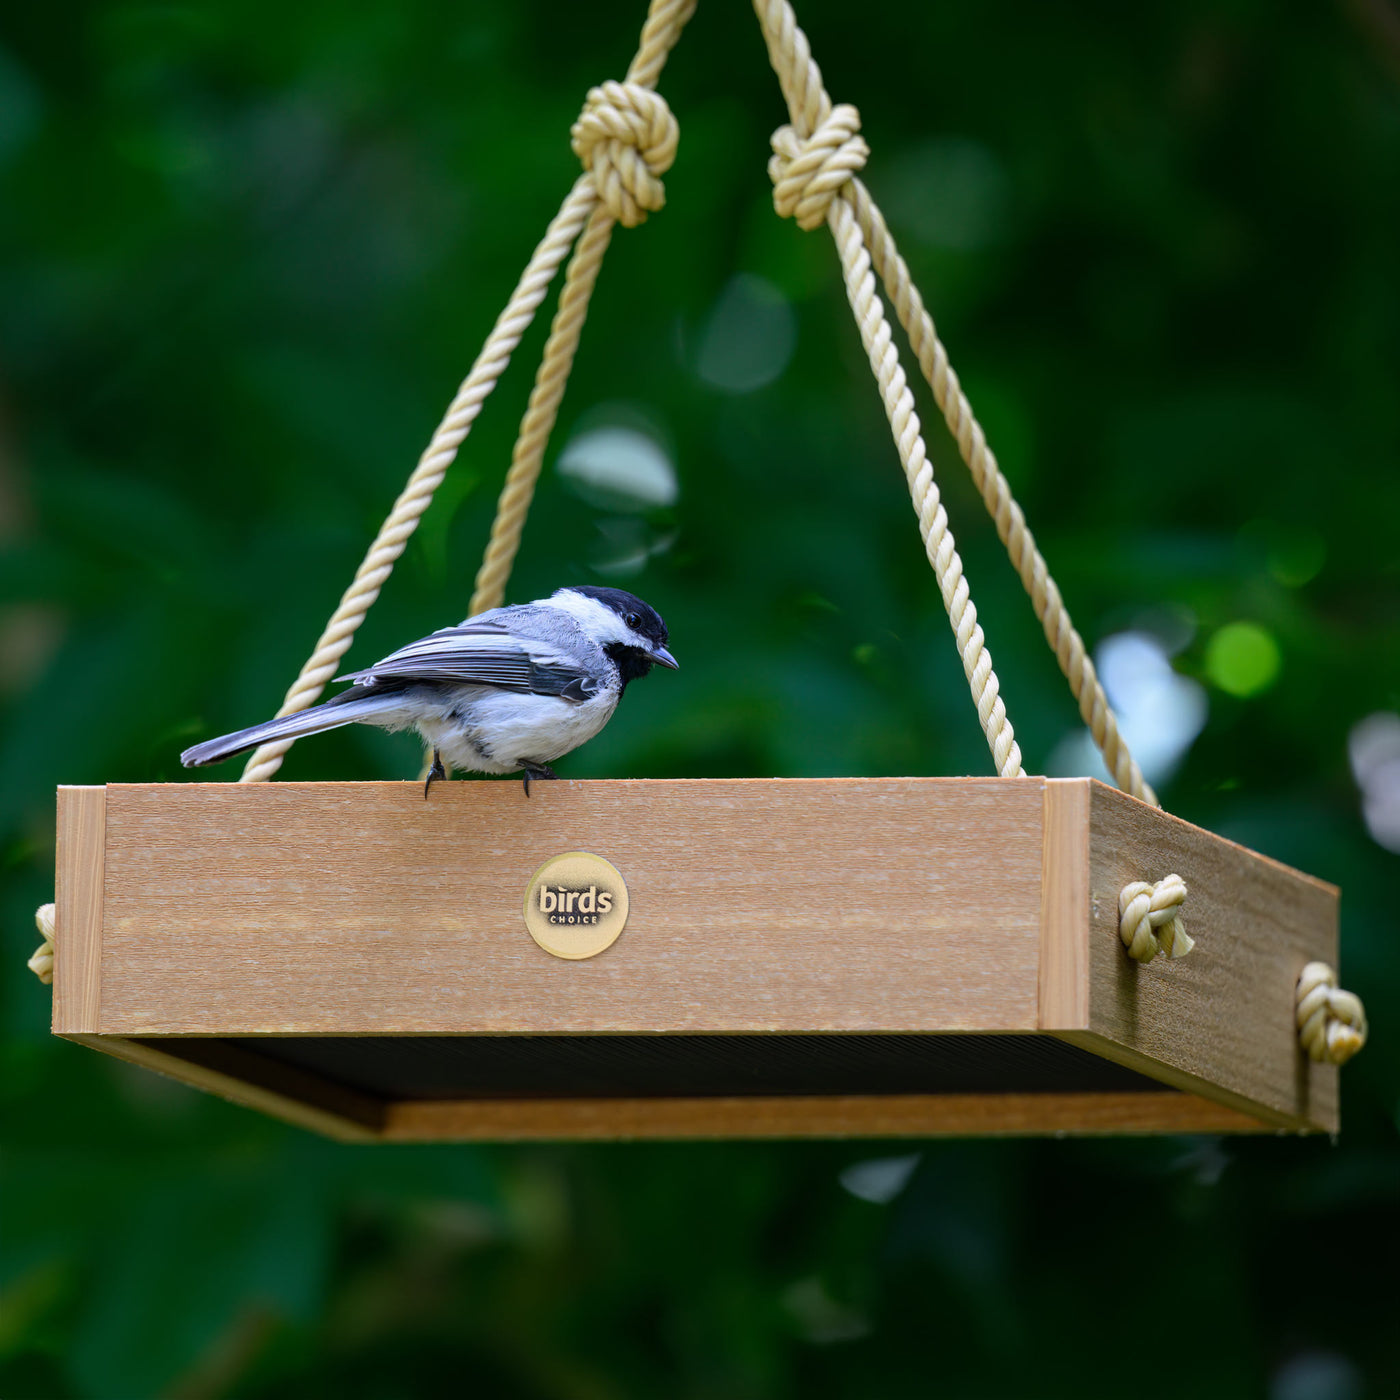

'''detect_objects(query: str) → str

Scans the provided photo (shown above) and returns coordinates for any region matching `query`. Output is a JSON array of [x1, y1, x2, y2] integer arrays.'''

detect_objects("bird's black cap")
[[565, 585, 669, 648]]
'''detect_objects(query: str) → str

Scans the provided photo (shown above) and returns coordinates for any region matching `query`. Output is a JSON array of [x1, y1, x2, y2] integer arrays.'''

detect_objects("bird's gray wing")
[[335, 620, 603, 700]]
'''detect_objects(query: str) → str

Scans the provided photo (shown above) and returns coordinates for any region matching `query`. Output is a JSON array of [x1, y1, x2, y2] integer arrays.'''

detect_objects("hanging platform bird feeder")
[[51, 776, 1347, 1141], [37, 0, 1365, 1142]]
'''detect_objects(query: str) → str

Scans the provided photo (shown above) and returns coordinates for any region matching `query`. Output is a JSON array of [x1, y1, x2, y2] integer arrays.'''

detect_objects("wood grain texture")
[[64, 1035, 383, 1141], [53, 786, 106, 1034], [56, 777, 1346, 1139], [380, 1091, 1266, 1142], [95, 779, 1048, 1036], [1083, 781, 1340, 1131], [1038, 779, 1089, 1030]]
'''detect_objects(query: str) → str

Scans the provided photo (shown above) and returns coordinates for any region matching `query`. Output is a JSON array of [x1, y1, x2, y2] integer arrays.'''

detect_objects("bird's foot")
[[424, 749, 447, 801], [519, 763, 558, 798]]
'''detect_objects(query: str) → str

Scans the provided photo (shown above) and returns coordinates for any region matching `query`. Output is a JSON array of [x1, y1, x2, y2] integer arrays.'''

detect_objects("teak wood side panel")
[[94, 779, 1048, 1035], [1075, 783, 1340, 1132], [53, 786, 106, 1035], [379, 1091, 1265, 1142], [1037, 779, 1090, 1029]]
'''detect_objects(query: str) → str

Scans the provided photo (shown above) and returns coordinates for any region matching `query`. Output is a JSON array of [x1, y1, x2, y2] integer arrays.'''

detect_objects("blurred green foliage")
[[1, 0, 1398, 1394]]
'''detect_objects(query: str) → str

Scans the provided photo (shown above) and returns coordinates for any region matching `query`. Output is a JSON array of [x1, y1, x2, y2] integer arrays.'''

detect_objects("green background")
[[2, 1, 1397, 1394]]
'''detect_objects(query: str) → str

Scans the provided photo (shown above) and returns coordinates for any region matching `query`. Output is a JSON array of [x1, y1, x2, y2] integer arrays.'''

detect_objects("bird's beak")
[[648, 645, 679, 670]]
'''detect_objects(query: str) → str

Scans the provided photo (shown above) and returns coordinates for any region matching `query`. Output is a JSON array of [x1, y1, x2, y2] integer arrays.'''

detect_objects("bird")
[[180, 585, 677, 797]]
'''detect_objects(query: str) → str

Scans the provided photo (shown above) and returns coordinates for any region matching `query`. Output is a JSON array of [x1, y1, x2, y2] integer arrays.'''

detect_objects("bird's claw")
[[424, 750, 447, 800], [520, 763, 558, 798]]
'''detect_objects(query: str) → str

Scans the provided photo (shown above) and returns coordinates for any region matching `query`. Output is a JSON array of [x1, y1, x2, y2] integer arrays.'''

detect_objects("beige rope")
[[24, 1, 1369, 1123], [848, 186, 1155, 804], [28, 902, 55, 985], [761, 51, 1021, 775], [752, 0, 1151, 803], [770, 103, 868, 230], [31, 2, 698, 963], [1296, 962, 1368, 1065], [572, 80, 679, 229], [240, 0, 694, 782], [237, 183, 595, 783], [469, 211, 616, 618], [1118, 874, 1191, 962], [469, 83, 679, 615]]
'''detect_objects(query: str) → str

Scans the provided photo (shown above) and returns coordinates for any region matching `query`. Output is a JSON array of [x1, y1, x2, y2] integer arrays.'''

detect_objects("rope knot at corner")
[[1296, 961, 1367, 1065], [571, 81, 679, 227], [768, 104, 869, 231], [1118, 874, 1192, 963], [28, 902, 55, 985]]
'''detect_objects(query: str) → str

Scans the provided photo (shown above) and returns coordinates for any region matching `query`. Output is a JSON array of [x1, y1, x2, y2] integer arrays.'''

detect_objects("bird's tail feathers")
[[180, 691, 402, 768]]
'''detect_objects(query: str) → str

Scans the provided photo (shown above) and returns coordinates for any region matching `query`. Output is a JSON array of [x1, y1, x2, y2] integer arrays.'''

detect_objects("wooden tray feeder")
[[52, 777, 1346, 1142], [36, 0, 1367, 1141]]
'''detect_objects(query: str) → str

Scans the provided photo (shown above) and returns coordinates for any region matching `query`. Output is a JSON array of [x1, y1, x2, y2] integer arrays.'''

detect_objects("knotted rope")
[[762, 49, 1021, 775], [571, 81, 679, 228], [469, 80, 679, 617], [236, 0, 695, 781], [30, 5, 699, 971], [847, 185, 1155, 804], [28, 902, 55, 985], [235, 0, 1138, 801], [1118, 874, 1192, 963], [769, 105, 868, 230], [33, 0, 1364, 1116], [1296, 962, 1368, 1065], [235, 182, 598, 784], [753, 0, 1153, 804]]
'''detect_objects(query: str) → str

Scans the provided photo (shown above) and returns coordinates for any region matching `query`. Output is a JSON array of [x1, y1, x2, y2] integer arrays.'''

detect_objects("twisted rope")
[[849, 186, 1155, 803], [468, 210, 617, 617], [752, 0, 1151, 803], [1118, 874, 1191, 963], [571, 81, 679, 228], [763, 57, 1021, 774], [27, 2, 1367, 1127], [770, 103, 867, 230], [470, 81, 680, 615], [238, 183, 595, 782], [28, 902, 55, 985], [1296, 962, 1368, 1065], [240, 0, 695, 782]]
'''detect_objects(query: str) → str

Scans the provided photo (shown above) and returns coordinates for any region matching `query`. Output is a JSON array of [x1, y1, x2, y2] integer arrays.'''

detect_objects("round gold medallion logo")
[[523, 851, 629, 960]]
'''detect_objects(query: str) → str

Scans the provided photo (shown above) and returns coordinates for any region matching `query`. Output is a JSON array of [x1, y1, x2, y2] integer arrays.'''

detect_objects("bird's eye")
[[624, 612, 641, 629]]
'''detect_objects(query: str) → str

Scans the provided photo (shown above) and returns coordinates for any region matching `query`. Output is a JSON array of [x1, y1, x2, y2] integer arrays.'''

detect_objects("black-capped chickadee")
[[180, 586, 677, 796]]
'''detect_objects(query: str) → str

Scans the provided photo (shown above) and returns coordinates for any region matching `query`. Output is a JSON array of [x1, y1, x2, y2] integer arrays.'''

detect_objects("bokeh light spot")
[[557, 424, 677, 513], [695, 273, 796, 394], [1205, 622, 1281, 697], [1048, 630, 1207, 789], [1270, 1350, 1362, 1400], [839, 1153, 921, 1204], [1348, 711, 1400, 853]]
